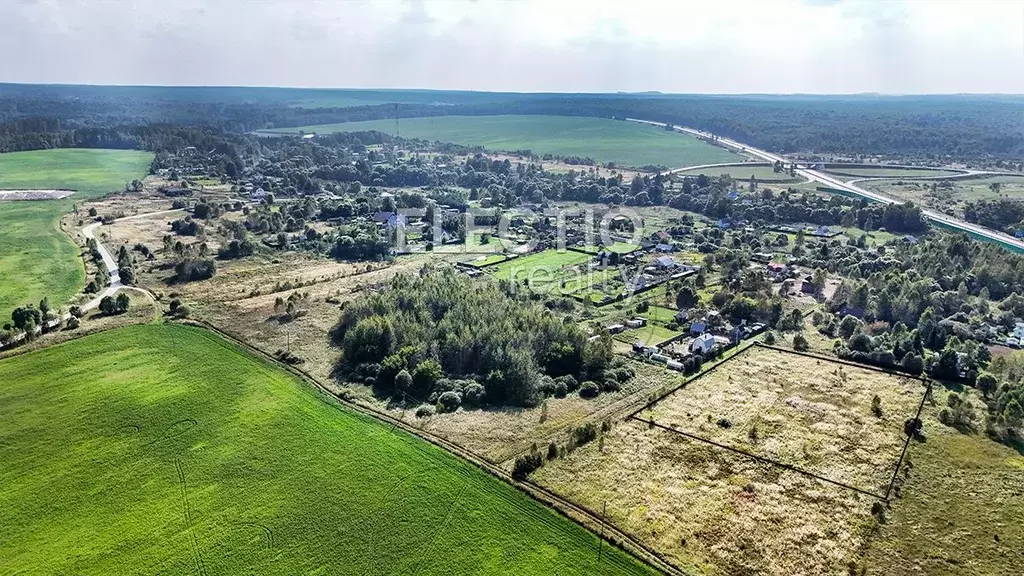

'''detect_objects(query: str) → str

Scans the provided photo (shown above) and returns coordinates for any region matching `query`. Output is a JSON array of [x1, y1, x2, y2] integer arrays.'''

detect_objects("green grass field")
[[614, 324, 681, 347], [674, 163, 801, 182], [644, 305, 678, 324], [263, 115, 740, 168], [0, 149, 153, 318], [490, 249, 592, 283], [579, 242, 641, 255], [0, 324, 654, 575], [824, 167, 963, 179], [864, 397, 1024, 574]]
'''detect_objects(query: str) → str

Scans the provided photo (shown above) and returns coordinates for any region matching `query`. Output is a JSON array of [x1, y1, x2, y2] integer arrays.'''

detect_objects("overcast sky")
[[2, 0, 1023, 94]]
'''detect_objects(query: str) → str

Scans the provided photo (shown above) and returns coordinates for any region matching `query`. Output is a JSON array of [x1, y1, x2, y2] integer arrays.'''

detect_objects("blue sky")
[[2, 0, 1022, 93]]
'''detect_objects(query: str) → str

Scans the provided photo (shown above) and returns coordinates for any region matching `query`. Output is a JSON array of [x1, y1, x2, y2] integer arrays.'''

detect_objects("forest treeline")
[[1, 84, 1022, 159]]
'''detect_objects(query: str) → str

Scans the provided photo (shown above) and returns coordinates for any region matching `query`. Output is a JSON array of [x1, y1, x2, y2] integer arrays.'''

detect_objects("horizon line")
[[1, 81, 1023, 98]]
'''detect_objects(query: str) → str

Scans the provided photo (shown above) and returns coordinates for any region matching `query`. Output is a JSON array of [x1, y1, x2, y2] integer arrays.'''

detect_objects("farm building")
[[767, 263, 788, 279], [689, 321, 707, 335], [690, 333, 716, 354], [655, 256, 676, 269], [626, 318, 647, 329], [1013, 322, 1024, 340], [607, 324, 626, 334]]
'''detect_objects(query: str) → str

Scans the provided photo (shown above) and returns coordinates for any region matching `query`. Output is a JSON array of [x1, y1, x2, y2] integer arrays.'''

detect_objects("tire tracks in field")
[[190, 319, 686, 576], [409, 483, 470, 576], [175, 459, 209, 576], [147, 419, 198, 448], [231, 522, 274, 550], [358, 465, 448, 576]]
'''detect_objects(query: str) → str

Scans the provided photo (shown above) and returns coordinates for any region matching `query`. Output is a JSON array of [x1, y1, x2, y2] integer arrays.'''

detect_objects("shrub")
[[555, 374, 579, 393], [716, 418, 732, 428], [553, 380, 568, 398], [66, 316, 80, 330], [537, 375, 557, 397], [793, 333, 810, 351], [512, 452, 543, 480], [763, 330, 776, 344], [571, 423, 598, 446], [579, 380, 600, 398], [437, 390, 462, 412], [462, 382, 485, 407], [174, 258, 216, 282], [415, 405, 435, 418], [547, 441, 559, 460], [412, 358, 444, 394], [601, 378, 621, 393], [394, 369, 413, 395]]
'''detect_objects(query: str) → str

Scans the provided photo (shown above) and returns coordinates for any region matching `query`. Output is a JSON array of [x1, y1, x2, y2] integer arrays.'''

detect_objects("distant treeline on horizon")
[[1, 83, 1022, 159]]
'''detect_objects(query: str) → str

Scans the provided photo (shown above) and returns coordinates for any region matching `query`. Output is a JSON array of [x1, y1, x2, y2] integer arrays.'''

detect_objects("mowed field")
[[866, 175, 1024, 211], [0, 149, 153, 318], [533, 346, 926, 575], [673, 163, 802, 182], [263, 115, 741, 168], [0, 324, 655, 575]]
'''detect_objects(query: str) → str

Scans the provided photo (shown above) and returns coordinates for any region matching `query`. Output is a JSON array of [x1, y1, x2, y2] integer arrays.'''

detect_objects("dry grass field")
[[863, 388, 1024, 575], [386, 360, 681, 464], [645, 346, 925, 493], [533, 346, 928, 575], [149, 253, 422, 383]]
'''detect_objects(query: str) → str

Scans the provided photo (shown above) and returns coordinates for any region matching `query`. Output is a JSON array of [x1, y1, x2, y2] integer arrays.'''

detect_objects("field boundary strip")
[[883, 378, 934, 501], [753, 342, 931, 382], [628, 416, 888, 500], [180, 319, 687, 576], [628, 342, 933, 501]]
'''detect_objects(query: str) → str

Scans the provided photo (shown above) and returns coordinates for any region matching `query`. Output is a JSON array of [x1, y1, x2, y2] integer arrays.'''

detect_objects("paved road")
[[629, 118, 1024, 252], [1, 209, 178, 350]]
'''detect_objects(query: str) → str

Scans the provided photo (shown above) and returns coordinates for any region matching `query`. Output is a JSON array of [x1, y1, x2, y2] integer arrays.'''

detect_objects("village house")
[[690, 333, 716, 354]]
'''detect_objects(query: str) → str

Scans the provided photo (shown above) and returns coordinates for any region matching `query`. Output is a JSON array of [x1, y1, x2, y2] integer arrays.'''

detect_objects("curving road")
[[629, 118, 1024, 252], [1, 209, 179, 350]]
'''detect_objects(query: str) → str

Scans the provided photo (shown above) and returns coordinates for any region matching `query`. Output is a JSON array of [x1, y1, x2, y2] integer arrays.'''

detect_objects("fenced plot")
[[634, 345, 928, 497], [533, 345, 932, 575]]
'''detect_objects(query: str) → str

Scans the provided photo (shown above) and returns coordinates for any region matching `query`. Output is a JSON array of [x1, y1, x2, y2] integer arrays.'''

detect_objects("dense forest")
[[2, 84, 1022, 159], [330, 267, 626, 408]]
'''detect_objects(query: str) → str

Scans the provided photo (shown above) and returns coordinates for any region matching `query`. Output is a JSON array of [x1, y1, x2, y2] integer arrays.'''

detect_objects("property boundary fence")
[[629, 341, 935, 501]]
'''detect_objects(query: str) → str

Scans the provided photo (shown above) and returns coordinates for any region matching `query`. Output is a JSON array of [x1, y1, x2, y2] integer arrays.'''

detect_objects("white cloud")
[[0, 0, 1021, 93]]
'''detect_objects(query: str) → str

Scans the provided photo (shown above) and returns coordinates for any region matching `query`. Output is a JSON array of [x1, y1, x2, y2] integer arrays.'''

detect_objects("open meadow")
[[261, 115, 741, 168], [673, 163, 803, 183], [824, 166, 964, 179], [865, 175, 1024, 214], [864, 392, 1024, 575], [0, 148, 153, 318], [0, 324, 656, 576], [532, 346, 927, 575]]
